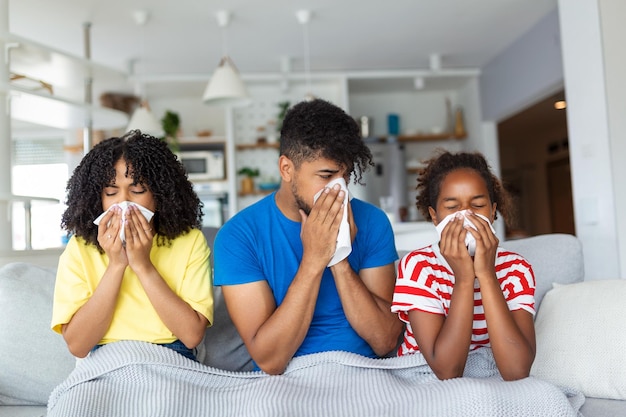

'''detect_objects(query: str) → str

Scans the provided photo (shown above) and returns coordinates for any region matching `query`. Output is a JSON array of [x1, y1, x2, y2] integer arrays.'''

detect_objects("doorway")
[[547, 157, 575, 235], [497, 89, 574, 238]]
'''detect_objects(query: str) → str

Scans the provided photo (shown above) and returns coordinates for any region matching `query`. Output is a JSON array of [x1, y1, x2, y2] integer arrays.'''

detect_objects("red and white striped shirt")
[[391, 244, 535, 356]]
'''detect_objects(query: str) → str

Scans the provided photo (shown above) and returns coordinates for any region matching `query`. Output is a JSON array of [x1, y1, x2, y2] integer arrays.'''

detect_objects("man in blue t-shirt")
[[214, 99, 403, 375]]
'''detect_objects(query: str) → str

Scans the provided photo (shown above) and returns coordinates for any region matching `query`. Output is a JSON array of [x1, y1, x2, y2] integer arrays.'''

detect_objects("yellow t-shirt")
[[51, 228, 213, 345]]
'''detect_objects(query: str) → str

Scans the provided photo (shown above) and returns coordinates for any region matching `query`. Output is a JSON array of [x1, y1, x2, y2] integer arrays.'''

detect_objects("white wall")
[[598, 0, 626, 278], [480, 7, 564, 122], [558, 0, 621, 280], [481, 1, 624, 279]]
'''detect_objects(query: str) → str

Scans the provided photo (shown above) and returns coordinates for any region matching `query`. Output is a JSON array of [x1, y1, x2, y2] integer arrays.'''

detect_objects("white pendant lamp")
[[203, 10, 251, 107], [126, 10, 164, 137], [296, 10, 315, 101], [127, 100, 163, 137]]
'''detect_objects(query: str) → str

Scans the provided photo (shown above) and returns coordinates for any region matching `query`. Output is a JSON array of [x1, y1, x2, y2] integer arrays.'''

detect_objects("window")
[[11, 137, 69, 250]]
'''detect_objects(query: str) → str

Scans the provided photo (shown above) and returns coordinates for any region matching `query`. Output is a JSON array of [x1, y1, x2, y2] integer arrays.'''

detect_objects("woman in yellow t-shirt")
[[51, 130, 213, 361]]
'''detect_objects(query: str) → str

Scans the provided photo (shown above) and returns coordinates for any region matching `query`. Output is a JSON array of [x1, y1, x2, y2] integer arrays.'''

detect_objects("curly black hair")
[[279, 98, 373, 184], [61, 130, 203, 252], [415, 149, 513, 227]]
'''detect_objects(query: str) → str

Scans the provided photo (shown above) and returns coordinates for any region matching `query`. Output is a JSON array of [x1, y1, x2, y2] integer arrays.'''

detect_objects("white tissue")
[[435, 209, 496, 256], [93, 201, 154, 243], [313, 178, 352, 267]]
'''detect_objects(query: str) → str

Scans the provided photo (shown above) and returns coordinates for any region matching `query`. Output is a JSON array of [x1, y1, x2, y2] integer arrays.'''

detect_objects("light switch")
[[578, 197, 599, 225]]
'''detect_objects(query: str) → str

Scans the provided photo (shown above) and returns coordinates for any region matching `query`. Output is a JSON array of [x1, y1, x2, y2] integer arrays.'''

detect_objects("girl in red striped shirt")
[[391, 150, 536, 381]]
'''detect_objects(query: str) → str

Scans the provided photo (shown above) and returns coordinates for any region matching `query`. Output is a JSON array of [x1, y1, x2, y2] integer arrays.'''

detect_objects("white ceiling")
[[8, 0, 558, 100]]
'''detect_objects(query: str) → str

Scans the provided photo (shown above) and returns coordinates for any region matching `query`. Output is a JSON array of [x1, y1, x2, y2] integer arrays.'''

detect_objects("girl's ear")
[[428, 206, 439, 226], [490, 203, 497, 222]]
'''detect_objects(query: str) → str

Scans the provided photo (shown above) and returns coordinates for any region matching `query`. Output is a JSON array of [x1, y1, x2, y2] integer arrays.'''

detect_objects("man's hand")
[[299, 184, 346, 269]]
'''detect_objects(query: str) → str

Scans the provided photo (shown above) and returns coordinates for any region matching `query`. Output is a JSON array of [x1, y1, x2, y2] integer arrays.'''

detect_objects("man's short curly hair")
[[415, 149, 513, 227], [61, 130, 203, 251], [279, 98, 373, 184]]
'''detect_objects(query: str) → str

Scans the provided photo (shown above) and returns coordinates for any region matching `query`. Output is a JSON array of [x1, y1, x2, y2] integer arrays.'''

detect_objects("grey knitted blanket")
[[47, 340, 583, 417]]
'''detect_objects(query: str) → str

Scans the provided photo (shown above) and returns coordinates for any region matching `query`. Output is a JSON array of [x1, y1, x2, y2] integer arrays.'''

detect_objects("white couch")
[[0, 232, 624, 416]]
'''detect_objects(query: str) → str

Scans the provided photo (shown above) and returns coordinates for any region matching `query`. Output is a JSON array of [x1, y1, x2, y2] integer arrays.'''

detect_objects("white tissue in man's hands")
[[313, 178, 352, 267], [435, 209, 495, 256], [93, 201, 154, 243]]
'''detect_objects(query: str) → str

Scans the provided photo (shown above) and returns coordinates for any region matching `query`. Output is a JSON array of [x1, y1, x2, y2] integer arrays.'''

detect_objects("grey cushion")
[[0, 263, 75, 405], [579, 397, 626, 417], [0, 405, 47, 417], [198, 226, 253, 371], [197, 286, 253, 372], [503, 233, 584, 307]]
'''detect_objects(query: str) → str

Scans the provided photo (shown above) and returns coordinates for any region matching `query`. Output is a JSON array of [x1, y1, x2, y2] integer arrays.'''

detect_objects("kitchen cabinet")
[[150, 71, 481, 216], [347, 73, 480, 221]]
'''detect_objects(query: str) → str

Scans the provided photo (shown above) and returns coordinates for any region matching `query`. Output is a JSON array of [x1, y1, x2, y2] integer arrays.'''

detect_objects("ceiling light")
[[127, 100, 163, 136], [554, 100, 567, 110], [296, 9, 315, 101], [429, 53, 442, 71], [202, 10, 251, 107], [126, 10, 164, 137]]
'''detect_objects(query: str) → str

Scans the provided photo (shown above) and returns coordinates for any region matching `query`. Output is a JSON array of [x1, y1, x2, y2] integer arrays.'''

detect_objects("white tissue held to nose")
[[93, 201, 154, 242], [435, 209, 496, 256], [313, 177, 352, 205], [313, 178, 352, 267]]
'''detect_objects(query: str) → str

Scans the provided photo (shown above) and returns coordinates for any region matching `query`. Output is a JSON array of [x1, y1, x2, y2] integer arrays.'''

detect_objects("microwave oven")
[[179, 150, 225, 181]]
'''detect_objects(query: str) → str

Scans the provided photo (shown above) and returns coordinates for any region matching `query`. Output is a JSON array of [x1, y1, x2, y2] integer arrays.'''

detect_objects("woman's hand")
[[97, 206, 128, 266], [123, 205, 155, 273]]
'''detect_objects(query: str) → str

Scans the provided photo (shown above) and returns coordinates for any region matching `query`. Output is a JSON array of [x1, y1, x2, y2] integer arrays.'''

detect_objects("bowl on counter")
[[258, 182, 280, 191]]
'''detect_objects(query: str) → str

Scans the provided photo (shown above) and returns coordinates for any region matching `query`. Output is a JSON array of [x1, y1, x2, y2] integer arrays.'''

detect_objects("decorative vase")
[[241, 177, 255, 194], [454, 108, 466, 138]]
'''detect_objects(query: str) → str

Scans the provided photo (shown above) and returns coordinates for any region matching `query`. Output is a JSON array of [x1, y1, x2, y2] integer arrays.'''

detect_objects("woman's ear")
[[428, 206, 439, 226], [278, 155, 294, 183], [490, 203, 497, 222]]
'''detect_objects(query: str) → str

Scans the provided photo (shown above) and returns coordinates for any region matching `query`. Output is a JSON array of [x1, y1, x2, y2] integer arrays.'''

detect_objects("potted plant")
[[276, 101, 290, 137], [161, 110, 181, 152], [237, 167, 260, 194]]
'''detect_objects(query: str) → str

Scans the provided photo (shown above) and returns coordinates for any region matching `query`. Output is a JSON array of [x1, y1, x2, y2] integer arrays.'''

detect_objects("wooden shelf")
[[4, 32, 129, 130], [397, 132, 466, 142], [238, 189, 276, 197], [236, 143, 280, 151], [179, 136, 226, 144], [365, 132, 467, 144], [8, 84, 128, 130]]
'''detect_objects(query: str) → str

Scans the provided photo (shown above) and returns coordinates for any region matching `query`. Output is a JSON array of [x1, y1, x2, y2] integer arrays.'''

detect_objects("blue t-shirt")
[[214, 192, 397, 359]]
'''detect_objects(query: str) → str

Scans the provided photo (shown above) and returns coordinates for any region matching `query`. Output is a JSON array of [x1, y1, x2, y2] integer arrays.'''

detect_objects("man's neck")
[[274, 187, 302, 222]]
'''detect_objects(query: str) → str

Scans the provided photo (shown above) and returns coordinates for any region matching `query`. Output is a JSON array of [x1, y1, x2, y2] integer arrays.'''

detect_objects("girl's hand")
[[438, 213, 475, 282], [123, 205, 155, 273], [97, 206, 128, 266], [464, 210, 498, 278]]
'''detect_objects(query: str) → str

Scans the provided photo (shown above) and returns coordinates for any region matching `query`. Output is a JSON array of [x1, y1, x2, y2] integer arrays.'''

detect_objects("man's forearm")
[[330, 261, 402, 356], [234, 263, 325, 375]]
